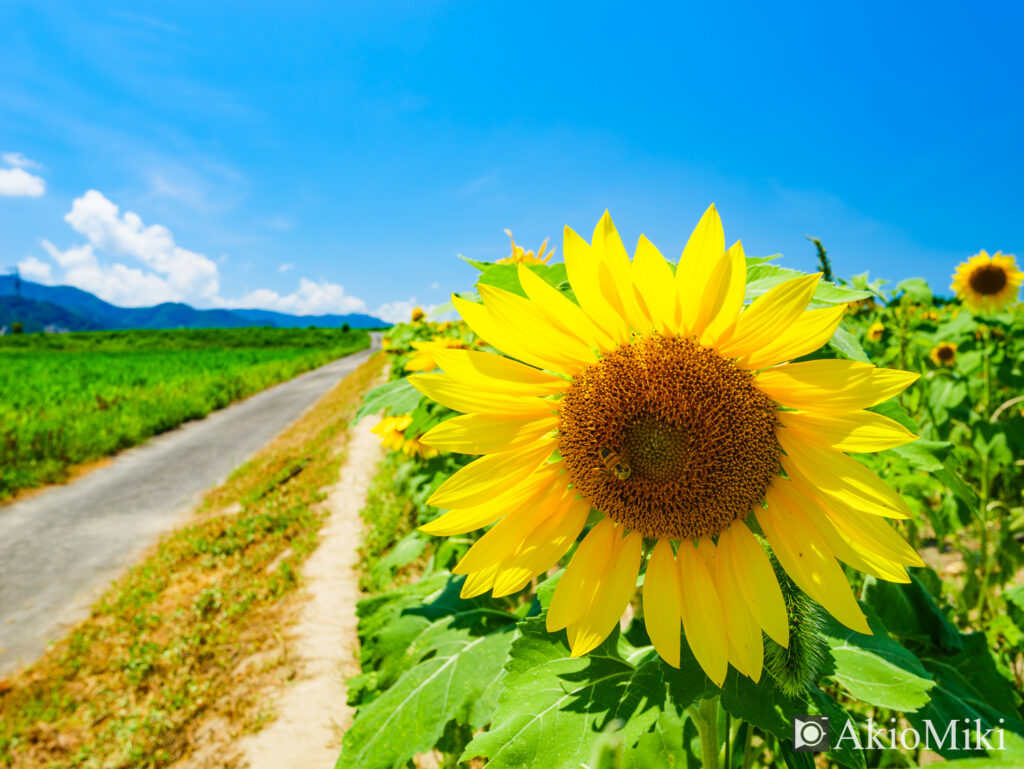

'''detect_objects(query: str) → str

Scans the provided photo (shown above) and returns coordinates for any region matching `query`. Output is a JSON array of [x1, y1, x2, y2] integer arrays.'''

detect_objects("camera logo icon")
[[793, 715, 830, 751]]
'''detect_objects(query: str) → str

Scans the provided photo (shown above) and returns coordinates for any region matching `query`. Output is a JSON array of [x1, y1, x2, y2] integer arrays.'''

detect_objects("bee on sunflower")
[[951, 251, 1022, 312], [409, 206, 922, 686], [929, 342, 957, 367]]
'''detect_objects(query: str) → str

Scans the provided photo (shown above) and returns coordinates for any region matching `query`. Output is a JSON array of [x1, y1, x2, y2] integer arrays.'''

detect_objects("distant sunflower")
[[410, 307, 426, 323], [867, 322, 885, 342], [410, 207, 922, 686], [499, 229, 555, 265], [929, 342, 957, 367], [951, 251, 1022, 312], [404, 337, 468, 373], [371, 415, 438, 460]]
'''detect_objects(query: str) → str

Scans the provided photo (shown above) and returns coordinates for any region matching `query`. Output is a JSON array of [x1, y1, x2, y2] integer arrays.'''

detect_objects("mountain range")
[[0, 276, 387, 333]]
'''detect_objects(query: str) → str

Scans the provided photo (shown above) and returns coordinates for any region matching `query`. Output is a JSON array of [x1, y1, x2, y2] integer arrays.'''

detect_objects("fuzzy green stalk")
[[976, 328, 993, 618], [687, 697, 720, 769], [762, 551, 828, 697]]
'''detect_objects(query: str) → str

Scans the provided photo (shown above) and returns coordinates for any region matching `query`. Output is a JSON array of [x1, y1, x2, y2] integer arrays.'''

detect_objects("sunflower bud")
[[763, 549, 827, 697]]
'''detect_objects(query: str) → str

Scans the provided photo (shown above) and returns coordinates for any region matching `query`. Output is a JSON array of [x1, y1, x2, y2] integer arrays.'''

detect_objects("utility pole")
[[7, 266, 22, 330]]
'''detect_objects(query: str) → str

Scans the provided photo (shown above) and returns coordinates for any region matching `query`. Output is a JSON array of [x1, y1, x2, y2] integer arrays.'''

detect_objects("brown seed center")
[[557, 334, 781, 540], [937, 345, 954, 361], [968, 263, 1008, 296]]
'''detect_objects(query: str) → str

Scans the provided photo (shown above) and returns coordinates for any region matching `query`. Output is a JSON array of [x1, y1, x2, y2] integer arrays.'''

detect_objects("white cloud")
[[16, 256, 54, 284], [40, 239, 179, 306], [3, 152, 41, 169], [220, 278, 368, 316], [64, 190, 219, 299], [430, 281, 441, 290], [373, 299, 438, 324], [29, 189, 418, 323], [0, 167, 45, 197]]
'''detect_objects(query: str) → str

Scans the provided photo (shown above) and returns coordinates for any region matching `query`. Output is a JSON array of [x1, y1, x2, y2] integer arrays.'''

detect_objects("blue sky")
[[1, 1, 1021, 321]]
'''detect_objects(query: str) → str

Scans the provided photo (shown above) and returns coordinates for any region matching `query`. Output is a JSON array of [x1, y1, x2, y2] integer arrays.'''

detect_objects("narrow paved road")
[[0, 334, 380, 676]]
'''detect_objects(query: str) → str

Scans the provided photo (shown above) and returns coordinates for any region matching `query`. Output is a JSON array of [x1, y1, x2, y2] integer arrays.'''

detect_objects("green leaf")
[[822, 610, 935, 711], [620, 706, 694, 769], [890, 439, 953, 473], [897, 277, 934, 304], [829, 323, 871, 363], [354, 378, 423, 422], [462, 620, 667, 769], [368, 531, 427, 587], [861, 573, 963, 652], [744, 263, 870, 304], [476, 262, 568, 298], [338, 604, 516, 769]]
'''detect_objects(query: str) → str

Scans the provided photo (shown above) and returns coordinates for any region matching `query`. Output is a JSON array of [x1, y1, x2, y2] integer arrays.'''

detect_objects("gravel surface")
[[0, 335, 380, 676]]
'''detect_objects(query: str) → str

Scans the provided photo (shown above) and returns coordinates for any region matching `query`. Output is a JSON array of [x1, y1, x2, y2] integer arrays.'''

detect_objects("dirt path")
[[237, 414, 383, 769]]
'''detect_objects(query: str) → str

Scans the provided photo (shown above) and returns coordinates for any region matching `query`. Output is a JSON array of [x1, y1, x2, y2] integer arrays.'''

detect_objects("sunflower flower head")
[[410, 306, 426, 323], [410, 206, 921, 687], [951, 251, 1023, 312], [867, 321, 885, 342], [929, 342, 957, 367], [404, 337, 469, 373], [371, 415, 413, 453], [370, 415, 439, 460], [498, 229, 555, 265]]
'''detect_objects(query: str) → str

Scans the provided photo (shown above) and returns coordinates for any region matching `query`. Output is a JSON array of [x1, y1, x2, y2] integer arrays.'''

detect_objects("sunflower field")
[[339, 209, 1024, 769]]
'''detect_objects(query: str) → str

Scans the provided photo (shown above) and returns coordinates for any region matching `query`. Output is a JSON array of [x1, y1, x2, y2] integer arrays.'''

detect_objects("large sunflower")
[[951, 250, 1022, 312], [409, 206, 923, 686]]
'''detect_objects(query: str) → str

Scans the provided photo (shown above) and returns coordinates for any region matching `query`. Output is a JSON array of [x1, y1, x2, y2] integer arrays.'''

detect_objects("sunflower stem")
[[740, 722, 756, 769], [687, 697, 720, 769], [975, 329, 993, 618]]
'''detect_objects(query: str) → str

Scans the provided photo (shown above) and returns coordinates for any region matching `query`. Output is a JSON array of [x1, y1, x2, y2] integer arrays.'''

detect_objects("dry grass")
[[0, 353, 385, 769]]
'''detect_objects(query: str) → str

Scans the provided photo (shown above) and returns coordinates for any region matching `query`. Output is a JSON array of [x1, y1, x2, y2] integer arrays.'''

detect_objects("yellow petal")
[[719, 524, 789, 647], [593, 211, 649, 333], [563, 226, 631, 345], [454, 480, 568, 575], [631, 235, 680, 334], [676, 204, 726, 335], [643, 539, 682, 667], [717, 273, 821, 358], [492, 495, 590, 596], [700, 240, 747, 344], [427, 439, 556, 508], [715, 545, 764, 682], [461, 563, 499, 598], [432, 348, 569, 396], [736, 305, 847, 370], [779, 431, 913, 518], [421, 413, 557, 454], [408, 373, 556, 417], [567, 528, 643, 657], [479, 284, 597, 369], [760, 487, 870, 634], [547, 518, 616, 632], [755, 361, 918, 414], [773, 478, 910, 584], [677, 541, 729, 687], [453, 294, 559, 371], [517, 263, 615, 352], [793, 479, 924, 568], [421, 463, 563, 535], [777, 410, 917, 453]]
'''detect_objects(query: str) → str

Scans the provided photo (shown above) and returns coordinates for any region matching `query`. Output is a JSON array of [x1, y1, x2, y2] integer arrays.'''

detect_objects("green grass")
[[0, 327, 369, 500], [0, 352, 385, 769]]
